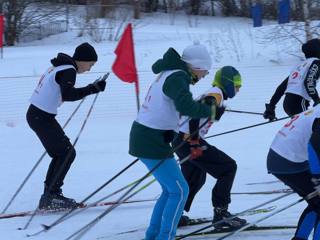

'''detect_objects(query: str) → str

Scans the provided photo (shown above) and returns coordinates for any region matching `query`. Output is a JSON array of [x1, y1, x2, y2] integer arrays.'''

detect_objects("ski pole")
[[23, 92, 101, 230], [176, 191, 293, 239], [64, 123, 207, 240], [216, 190, 320, 240], [1, 98, 86, 214], [40, 119, 206, 239], [39, 151, 198, 236], [33, 158, 139, 235], [64, 120, 210, 240], [225, 109, 264, 116], [64, 154, 192, 240], [205, 116, 290, 139]]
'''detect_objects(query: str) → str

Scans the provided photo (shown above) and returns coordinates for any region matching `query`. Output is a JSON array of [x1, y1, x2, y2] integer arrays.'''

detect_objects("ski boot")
[[39, 192, 81, 211], [178, 214, 190, 227], [213, 206, 247, 231]]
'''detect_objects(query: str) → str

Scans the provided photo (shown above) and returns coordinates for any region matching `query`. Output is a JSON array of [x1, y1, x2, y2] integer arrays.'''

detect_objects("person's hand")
[[263, 103, 276, 121], [90, 74, 108, 93], [215, 105, 226, 121], [189, 139, 203, 160]]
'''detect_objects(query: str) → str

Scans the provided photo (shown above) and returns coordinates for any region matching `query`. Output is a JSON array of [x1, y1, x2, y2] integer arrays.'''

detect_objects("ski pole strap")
[[225, 109, 264, 116], [176, 191, 293, 239], [205, 116, 290, 139]]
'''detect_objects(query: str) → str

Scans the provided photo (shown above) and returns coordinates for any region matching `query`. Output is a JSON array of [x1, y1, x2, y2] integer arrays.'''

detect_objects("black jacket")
[[51, 53, 93, 101]]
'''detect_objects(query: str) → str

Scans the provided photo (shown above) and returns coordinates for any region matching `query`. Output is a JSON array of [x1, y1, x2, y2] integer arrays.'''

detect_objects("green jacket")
[[129, 48, 211, 159]]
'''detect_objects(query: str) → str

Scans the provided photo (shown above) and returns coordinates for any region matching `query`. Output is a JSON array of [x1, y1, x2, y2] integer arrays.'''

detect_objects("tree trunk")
[[303, 0, 312, 41], [210, 0, 215, 16], [190, 0, 200, 15], [5, 0, 18, 46], [133, 0, 140, 19]]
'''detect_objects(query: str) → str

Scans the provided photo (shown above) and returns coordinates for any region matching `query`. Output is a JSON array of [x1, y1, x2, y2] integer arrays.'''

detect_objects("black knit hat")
[[72, 42, 98, 62], [302, 39, 320, 59]]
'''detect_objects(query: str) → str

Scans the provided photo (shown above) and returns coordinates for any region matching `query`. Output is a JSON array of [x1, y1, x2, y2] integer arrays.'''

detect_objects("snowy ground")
[[0, 13, 311, 240]]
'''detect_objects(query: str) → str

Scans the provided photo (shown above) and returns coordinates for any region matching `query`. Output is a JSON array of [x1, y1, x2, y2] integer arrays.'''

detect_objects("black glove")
[[263, 103, 276, 121], [90, 75, 107, 93], [215, 105, 226, 121]]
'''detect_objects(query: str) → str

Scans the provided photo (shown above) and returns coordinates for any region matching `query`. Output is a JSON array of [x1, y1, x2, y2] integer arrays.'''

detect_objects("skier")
[[267, 106, 320, 240], [129, 43, 217, 240], [26, 42, 107, 210], [172, 66, 247, 230], [263, 38, 320, 121]]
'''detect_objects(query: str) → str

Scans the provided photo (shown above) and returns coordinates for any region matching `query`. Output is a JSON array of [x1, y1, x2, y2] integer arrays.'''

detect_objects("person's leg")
[[172, 133, 206, 212], [181, 161, 206, 212], [140, 157, 189, 240], [191, 141, 237, 208], [313, 217, 320, 240], [275, 171, 320, 240], [27, 105, 76, 194]]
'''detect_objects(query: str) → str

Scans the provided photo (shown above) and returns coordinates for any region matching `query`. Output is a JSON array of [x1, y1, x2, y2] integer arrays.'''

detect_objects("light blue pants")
[[140, 157, 189, 240]]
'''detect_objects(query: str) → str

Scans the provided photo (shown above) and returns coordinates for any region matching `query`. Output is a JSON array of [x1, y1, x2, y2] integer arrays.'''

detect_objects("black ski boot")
[[178, 214, 190, 227], [39, 193, 81, 210], [213, 206, 247, 231]]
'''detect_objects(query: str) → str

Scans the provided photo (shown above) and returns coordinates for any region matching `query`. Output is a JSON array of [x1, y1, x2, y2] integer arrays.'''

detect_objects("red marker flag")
[[0, 15, 4, 48], [112, 23, 140, 110]]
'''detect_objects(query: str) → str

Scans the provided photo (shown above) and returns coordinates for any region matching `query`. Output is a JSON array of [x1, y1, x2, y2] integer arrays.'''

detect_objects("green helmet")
[[212, 66, 242, 98]]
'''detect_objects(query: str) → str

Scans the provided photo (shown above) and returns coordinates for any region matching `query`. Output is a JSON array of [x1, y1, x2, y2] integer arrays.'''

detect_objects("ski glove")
[[263, 103, 276, 121], [189, 139, 203, 160], [90, 74, 108, 94]]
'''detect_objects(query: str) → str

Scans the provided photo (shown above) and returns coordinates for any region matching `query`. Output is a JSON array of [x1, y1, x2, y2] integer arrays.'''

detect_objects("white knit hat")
[[181, 42, 212, 71]]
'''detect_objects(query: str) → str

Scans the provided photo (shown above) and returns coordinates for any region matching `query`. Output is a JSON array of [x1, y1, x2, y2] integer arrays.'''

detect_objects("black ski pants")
[[26, 104, 76, 195], [273, 171, 320, 240], [283, 93, 310, 116], [172, 133, 237, 212]]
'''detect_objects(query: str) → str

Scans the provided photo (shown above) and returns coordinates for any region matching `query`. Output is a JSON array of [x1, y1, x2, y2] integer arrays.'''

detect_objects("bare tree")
[[2, 1, 66, 46]]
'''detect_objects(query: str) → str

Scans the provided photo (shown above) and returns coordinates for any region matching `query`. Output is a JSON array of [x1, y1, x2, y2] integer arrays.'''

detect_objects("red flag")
[[112, 23, 138, 84], [0, 15, 4, 48]]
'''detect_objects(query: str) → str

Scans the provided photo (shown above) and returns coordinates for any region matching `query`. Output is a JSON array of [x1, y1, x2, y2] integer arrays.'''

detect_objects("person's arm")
[[269, 77, 288, 107], [162, 71, 211, 119], [263, 77, 288, 120], [188, 95, 217, 140], [304, 60, 320, 106], [56, 69, 105, 102]]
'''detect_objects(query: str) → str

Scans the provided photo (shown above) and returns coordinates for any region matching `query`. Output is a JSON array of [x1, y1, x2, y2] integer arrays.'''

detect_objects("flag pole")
[[135, 81, 140, 112]]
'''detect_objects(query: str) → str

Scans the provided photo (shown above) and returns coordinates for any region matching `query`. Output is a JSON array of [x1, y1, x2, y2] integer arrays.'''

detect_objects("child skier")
[[129, 43, 218, 240], [263, 38, 320, 120], [27, 42, 107, 210], [173, 66, 246, 230], [267, 106, 320, 240]]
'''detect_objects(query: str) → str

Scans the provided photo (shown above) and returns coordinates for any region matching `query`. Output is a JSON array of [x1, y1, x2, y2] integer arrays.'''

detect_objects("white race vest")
[[179, 87, 224, 138], [285, 57, 319, 101], [30, 65, 76, 114], [271, 106, 320, 163], [136, 70, 184, 130]]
